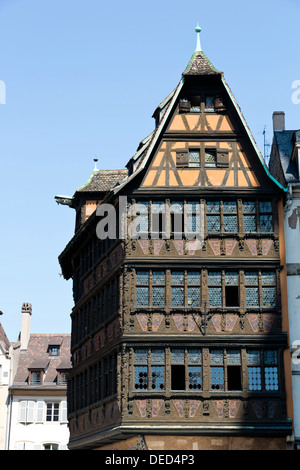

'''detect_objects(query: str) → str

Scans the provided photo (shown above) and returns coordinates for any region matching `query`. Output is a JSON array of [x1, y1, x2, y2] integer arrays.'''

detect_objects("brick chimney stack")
[[20, 302, 32, 351]]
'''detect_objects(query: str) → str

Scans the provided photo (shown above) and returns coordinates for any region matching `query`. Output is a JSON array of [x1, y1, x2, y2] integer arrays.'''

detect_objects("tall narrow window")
[[152, 271, 165, 307], [227, 350, 242, 390], [189, 149, 200, 167], [205, 96, 215, 112], [208, 271, 222, 307], [136, 271, 149, 307], [134, 349, 148, 390], [243, 200, 257, 232], [223, 201, 238, 232], [225, 271, 239, 307], [210, 350, 224, 390], [187, 271, 201, 307], [171, 348, 185, 390], [171, 271, 185, 307], [206, 201, 221, 232], [245, 271, 259, 307], [259, 201, 273, 232], [151, 349, 165, 390], [188, 349, 202, 390]]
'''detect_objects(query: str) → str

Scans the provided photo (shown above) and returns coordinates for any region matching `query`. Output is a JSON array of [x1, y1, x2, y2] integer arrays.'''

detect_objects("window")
[[134, 349, 165, 391], [225, 271, 239, 307], [136, 271, 149, 306], [48, 345, 60, 356], [170, 348, 202, 391], [208, 271, 222, 307], [247, 350, 279, 391], [205, 96, 215, 112], [210, 349, 224, 390], [30, 371, 42, 385], [223, 201, 237, 232], [243, 200, 273, 233], [206, 200, 238, 232], [205, 149, 217, 167], [136, 270, 165, 307], [206, 201, 221, 232], [189, 149, 200, 167], [44, 443, 59, 450], [245, 270, 276, 308], [210, 349, 242, 391], [136, 202, 149, 235], [46, 402, 59, 422], [171, 270, 201, 308]]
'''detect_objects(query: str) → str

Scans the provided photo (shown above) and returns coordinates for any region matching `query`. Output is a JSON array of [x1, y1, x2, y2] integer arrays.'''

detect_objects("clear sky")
[[0, 0, 299, 341]]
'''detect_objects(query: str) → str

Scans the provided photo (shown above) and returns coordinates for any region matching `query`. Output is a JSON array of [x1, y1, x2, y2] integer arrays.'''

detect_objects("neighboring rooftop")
[[0, 323, 10, 352], [11, 333, 71, 390], [76, 168, 128, 193]]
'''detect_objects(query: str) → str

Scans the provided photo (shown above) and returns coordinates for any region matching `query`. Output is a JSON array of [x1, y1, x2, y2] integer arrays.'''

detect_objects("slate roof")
[[76, 169, 128, 193], [183, 51, 222, 76], [274, 130, 298, 183], [11, 334, 71, 390]]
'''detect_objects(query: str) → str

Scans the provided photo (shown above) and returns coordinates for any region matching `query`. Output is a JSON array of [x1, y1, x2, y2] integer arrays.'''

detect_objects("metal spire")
[[195, 24, 202, 52], [93, 158, 99, 171]]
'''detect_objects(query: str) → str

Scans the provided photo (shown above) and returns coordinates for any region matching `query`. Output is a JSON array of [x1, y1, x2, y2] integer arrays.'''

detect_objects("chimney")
[[20, 302, 32, 351], [273, 111, 285, 131]]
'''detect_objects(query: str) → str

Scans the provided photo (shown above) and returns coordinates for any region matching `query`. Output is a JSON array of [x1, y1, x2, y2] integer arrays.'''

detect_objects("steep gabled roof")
[[113, 33, 287, 195]]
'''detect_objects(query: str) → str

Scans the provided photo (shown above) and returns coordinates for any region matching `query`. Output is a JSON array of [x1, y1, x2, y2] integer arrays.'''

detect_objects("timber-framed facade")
[[58, 32, 293, 450]]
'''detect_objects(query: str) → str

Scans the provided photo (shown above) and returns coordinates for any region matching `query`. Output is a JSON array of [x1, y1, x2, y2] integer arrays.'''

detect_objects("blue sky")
[[0, 0, 299, 341]]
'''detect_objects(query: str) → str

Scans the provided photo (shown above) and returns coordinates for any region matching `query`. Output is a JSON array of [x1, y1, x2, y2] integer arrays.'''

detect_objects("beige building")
[[0, 320, 11, 449]]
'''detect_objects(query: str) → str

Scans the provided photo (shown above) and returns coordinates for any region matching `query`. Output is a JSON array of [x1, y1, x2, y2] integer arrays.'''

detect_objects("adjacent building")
[[6, 303, 71, 450], [58, 29, 293, 450], [269, 112, 300, 449], [0, 319, 11, 449]]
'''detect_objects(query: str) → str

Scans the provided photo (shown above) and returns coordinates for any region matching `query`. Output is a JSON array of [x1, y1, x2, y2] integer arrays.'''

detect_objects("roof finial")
[[93, 158, 98, 171], [195, 24, 202, 52]]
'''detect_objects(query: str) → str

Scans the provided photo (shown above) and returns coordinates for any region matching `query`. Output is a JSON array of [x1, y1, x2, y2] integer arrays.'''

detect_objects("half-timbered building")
[[58, 28, 293, 450]]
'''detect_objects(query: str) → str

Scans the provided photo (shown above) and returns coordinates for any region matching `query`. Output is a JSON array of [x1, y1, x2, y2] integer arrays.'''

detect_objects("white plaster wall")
[[0, 352, 10, 450], [8, 395, 69, 450]]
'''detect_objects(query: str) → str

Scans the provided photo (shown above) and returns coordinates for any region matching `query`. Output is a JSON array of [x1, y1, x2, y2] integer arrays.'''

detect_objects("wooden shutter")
[[26, 401, 35, 423], [60, 400, 68, 423], [36, 401, 44, 422], [19, 401, 27, 423]]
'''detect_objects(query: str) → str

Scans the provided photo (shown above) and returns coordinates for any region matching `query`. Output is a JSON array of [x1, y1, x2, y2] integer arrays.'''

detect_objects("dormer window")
[[205, 96, 215, 112], [31, 371, 41, 385], [48, 345, 60, 356]]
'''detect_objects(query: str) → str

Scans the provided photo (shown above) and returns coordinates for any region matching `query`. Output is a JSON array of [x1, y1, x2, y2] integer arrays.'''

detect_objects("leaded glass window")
[[227, 350, 241, 364], [208, 271, 222, 307], [135, 349, 148, 364], [152, 270, 165, 307], [223, 201, 238, 232], [211, 367, 224, 390], [205, 150, 217, 167], [247, 350, 279, 391], [136, 202, 149, 233], [151, 366, 165, 390], [243, 201, 257, 232], [136, 287, 149, 306], [206, 201, 221, 232], [188, 366, 202, 389], [205, 96, 215, 112], [189, 150, 200, 167], [187, 271, 201, 307], [171, 348, 185, 364], [152, 349, 165, 363], [259, 201, 273, 232], [248, 367, 262, 391], [135, 366, 148, 390]]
